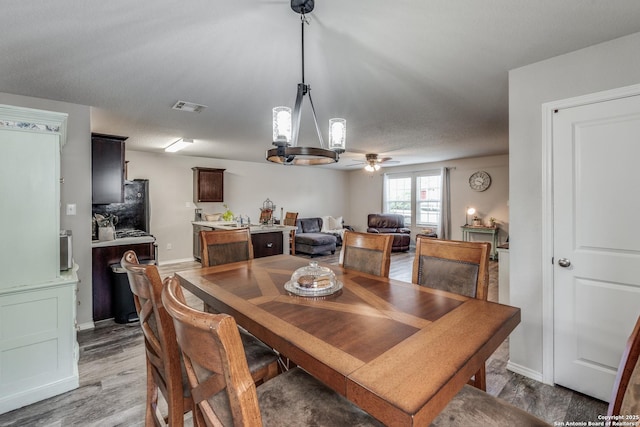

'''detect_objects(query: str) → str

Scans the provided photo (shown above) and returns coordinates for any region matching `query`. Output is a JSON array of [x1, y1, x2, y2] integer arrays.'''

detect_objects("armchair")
[[367, 213, 411, 252]]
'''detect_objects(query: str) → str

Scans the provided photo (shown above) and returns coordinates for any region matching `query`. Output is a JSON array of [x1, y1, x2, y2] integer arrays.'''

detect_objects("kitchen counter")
[[192, 221, 297, 259], [91, 235, 156, 248], [192, 221, 297, 234]]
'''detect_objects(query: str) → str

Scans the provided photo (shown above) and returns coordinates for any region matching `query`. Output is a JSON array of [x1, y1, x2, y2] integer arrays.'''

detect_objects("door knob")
[[558, 258, 571, 268]]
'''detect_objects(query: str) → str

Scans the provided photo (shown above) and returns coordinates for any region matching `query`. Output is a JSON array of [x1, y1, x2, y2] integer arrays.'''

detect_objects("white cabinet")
[[0, 105, 78, 414], [0, 268, 79, 413]]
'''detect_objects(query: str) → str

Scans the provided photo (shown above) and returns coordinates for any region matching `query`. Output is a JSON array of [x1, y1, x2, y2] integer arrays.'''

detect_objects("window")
[[384, 175, 412, 226], [417, 174, 441, 226], [384, 170, 442, 228]]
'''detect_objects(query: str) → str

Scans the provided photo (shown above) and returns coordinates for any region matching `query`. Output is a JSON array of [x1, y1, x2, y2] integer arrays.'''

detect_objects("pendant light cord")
[[301, 14, 305, 84]]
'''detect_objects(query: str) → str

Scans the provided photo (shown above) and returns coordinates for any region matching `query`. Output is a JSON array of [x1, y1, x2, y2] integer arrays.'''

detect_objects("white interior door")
[[553, 94, 640, 402]]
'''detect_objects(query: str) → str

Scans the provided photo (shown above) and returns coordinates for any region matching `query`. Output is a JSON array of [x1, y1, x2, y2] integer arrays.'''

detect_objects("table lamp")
[[466, 207, 476, 225]]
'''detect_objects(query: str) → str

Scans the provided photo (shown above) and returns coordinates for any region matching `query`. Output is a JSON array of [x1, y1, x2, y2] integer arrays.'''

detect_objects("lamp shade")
[[272, 106, 292, 145], [328, 118, 346, 152]]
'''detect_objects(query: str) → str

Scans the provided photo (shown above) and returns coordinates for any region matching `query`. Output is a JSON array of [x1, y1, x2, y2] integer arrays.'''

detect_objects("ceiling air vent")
[[172, 100, 207, 113]]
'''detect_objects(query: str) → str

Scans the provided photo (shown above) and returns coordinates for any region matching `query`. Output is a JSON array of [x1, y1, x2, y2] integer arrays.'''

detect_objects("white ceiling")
[[2, 1, 640, 169]]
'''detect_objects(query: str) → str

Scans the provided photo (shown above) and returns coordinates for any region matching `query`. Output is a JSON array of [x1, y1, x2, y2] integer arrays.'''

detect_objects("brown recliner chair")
[[367, 213, 411, 252]]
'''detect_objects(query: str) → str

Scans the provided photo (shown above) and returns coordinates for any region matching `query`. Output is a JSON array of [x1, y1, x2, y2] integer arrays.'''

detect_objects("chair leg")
[[250, 360, 279, 385], [468, 364, 486, 391], [192, 403, 207, 427], [145, 363, 159, 427]]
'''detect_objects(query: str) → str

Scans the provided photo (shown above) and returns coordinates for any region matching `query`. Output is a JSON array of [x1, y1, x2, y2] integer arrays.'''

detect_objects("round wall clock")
[[469, 171, 491, 191]]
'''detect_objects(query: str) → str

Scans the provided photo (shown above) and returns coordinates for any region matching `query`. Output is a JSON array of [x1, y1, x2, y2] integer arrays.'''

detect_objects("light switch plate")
[[66, 203, 77, 215]]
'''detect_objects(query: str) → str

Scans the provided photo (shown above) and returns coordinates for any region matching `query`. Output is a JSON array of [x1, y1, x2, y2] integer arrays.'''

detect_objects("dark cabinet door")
[[193, 167, 224, 202], [92, 134, 127, 204], [193, 225, 213, 261], [92, 242, 155, 321], [251, 232, 283, 258]]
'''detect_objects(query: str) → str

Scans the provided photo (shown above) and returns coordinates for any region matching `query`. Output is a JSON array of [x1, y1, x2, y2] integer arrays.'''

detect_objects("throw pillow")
[[328, 216, 343, 230], [320, 216, 331, 232]]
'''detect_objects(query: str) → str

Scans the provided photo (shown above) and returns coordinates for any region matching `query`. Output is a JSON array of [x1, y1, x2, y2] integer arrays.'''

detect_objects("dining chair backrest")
[[283, 211, 298, 226], [200, 228, 254, 267], [120, 250, 191, 426], [259, 209, 272, 224], [608, 315, 640, 417], [162, 275, 263, 426], [283, 212, 299, 255], [412, 237, 491, 300], [339, 231, 393, 278]]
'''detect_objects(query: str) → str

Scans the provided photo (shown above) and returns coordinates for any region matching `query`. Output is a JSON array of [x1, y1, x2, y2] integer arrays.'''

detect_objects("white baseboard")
[[0, 375, 78, 414], [157, 257, 196, 266], [77, 321, 95, 331], [506, 361, 545, 383]]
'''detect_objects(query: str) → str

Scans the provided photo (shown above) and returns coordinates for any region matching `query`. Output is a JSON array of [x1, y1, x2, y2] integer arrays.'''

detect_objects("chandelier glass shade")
[[266, 1, 346, 165]]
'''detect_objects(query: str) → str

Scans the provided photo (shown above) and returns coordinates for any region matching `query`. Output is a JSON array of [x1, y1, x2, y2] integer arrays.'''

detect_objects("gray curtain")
[[440, 167, 451, 239]]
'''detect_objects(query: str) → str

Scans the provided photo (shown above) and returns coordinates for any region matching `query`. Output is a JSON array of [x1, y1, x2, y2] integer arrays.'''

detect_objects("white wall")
[[125, 150, 351, 264], [348, 154, 509, 246], [509, 32, 640, 378], [0, 92, 93, 327]]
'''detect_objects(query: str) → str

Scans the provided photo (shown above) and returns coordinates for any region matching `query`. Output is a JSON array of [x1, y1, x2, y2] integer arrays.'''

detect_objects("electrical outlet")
[[66, 203, 76, 215], [166, 243, 172, 250]]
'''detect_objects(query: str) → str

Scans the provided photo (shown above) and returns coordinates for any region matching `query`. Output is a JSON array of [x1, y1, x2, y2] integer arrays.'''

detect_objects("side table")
[[461, 225, 499, 260]]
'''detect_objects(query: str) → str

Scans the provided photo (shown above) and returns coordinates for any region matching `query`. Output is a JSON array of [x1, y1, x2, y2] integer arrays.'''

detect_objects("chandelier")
[[266, 0, 346, 165]]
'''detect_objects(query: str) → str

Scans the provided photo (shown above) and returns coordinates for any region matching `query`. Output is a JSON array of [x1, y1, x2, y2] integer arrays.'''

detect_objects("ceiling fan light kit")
[[266, 0, 346, 166], [365, 163, 380, 172]]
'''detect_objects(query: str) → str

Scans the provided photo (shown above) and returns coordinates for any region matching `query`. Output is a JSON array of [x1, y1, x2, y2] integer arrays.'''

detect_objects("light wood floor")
[[0, 251, 607, 426]]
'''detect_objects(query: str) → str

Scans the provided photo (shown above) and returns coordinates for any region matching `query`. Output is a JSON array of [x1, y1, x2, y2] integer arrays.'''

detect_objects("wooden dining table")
[[176, 254, 520, 427]]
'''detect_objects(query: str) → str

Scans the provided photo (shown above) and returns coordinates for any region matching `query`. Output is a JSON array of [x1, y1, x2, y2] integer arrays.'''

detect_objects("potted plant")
[[473, 215, 482, 226], [489, 217, 497, 227]]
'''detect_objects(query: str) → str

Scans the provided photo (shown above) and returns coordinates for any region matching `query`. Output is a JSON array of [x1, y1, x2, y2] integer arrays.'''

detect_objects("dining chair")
[[198, 229, 280, 384], [339, 230, 393, 278], [429, 381, 551, 426], [161, 276, 384, 427], [412, 236, 491, 390], [433, 314, 640, 426], [200, 228, 254, 267], [259, 209, 273, 225], [121, 250, 194, 426], [607, 314, 640, 419], [283, 211, 298, 255]]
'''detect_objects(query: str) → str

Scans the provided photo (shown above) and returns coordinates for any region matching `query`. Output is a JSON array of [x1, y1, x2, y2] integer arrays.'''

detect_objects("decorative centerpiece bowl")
[[285, 261, 342, 297]]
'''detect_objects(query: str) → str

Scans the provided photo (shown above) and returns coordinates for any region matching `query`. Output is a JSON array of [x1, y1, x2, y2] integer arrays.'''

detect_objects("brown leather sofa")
[[367, 213, 411, 252]]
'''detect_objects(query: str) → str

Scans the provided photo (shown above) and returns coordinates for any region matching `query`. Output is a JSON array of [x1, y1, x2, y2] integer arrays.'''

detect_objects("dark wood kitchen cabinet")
[[192, 167, 224, 202], [92, 133, 127, 204], [193, 224, 214, 261], [251, 231, 283, 258], [92, 242, 155, 321]]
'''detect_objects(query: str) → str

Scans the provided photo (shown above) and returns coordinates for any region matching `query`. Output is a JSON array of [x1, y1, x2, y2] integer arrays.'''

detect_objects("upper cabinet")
[[192, 167, 225, 202], [92, 133, 127, 204]]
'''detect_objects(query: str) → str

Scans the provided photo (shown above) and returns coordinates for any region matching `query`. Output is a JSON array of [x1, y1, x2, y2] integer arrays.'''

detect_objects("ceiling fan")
[[349, 153, 399, 171]]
